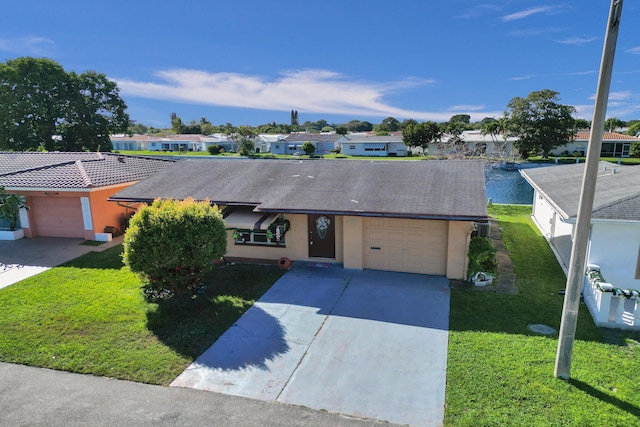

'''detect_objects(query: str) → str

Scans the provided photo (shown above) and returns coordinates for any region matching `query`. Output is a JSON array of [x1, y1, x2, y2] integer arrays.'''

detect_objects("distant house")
[[0, 152, 174, 240], [549, 131, 640, 158], [256, 134, 286, 154], [340, 133, 407, 157], [424, 131, 518, 158], [272, 133, 342, 155], [110, 159, 488, 279], [111, 134, 236, 152], [522, 162, 640, 330]]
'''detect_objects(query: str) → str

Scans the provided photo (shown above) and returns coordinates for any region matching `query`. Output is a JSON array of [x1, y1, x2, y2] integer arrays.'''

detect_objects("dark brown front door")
[[308, 214, 335, 258]]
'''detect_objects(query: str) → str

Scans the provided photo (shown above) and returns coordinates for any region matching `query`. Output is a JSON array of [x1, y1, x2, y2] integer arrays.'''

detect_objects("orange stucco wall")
[[89, 185, 136, 237], [19, 183, 135, 240]]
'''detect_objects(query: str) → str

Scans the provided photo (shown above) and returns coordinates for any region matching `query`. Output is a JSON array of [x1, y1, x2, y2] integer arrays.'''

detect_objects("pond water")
[[484, 166, 534, 204]]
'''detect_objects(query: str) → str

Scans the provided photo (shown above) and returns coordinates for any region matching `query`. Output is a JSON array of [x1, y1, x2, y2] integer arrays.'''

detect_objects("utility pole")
[[554, 0, 623, 379]]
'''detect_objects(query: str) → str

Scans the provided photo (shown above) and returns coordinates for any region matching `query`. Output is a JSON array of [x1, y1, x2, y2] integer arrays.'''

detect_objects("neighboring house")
[[110, 159, 488, 279], [549, 131, 640, 158], [521, 162, 640, 330], [272, 133, 342, 155], [256, 134, 286, 154], [0, 152, 175, 240], [340, 133, 407, 157], [424, 131, 518, 158], [111, 134, 236, 152]]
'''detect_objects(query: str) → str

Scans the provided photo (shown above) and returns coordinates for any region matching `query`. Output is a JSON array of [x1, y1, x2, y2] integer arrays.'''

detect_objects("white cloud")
[[0, 36, 56, 55], [554, 37, 598, 45], [116, 68, 498, 122], [500, 6, 557, 22], [626, 46, 640, 55], [448, 105, 486, 111], [509, 75, 534, 81], [455, 4, 501, 19], [588, 91, 633, 101]]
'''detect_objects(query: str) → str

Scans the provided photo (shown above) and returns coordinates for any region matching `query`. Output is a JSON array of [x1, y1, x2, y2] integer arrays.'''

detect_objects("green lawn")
[[0, 246, 284, 385], [445, 205, 640, 426]]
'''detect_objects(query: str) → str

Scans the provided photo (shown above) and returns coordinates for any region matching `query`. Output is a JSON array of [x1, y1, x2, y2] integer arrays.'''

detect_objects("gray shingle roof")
[[521, 162, 640, 221], [111, 159, 488, 221], [0, 152, 176, 189], [343, 134, 404, 143], [283, 133, 342, 143]]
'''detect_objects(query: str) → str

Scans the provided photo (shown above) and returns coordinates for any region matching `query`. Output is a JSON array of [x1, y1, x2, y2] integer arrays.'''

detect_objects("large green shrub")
[[123, 198, 227, 297], [629, 142, 640, 158], [467, 236, 497, 276]]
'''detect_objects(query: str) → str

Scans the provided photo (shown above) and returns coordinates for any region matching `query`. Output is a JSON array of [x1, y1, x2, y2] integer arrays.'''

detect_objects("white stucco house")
[[521, 162, 640, 330], [549, 131, 640, 158], [340, 133, 407, 157]]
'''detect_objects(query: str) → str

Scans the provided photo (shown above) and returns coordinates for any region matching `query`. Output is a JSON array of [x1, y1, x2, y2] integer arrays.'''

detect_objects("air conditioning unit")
[[474, 221, 491, 238]]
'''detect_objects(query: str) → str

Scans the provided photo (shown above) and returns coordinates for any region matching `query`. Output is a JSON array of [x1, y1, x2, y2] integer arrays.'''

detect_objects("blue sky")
[[1, 1, 639, 128]]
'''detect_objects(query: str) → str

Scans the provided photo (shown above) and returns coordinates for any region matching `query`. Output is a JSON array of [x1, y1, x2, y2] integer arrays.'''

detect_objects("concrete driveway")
[[0, 236, 123, 289], [172, 263, 450, 427]]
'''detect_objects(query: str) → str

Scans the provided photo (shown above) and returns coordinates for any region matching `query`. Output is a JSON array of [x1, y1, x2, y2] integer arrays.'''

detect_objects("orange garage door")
[[30, 196, 85, 238]]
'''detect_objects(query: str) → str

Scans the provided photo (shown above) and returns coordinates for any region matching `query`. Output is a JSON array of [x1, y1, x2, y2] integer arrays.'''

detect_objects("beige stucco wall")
[[447, 221, 475, 280], [224, 214, 344, 263], [343, 216, 364, 269], [223, 210, 473, 279]]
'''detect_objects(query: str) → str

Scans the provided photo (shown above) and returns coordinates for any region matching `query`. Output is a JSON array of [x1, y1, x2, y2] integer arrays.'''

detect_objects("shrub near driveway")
[[0, 246, 284, 385], [445, 205, 640, 426]]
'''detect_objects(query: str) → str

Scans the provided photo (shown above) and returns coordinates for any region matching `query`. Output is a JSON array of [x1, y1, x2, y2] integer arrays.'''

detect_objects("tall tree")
[[55, 71, 129, 151], [627, 121, 640, 137], [604, 117, 625, 133], [503, 89, 576, 159], [401, 121, 442, 155], [0, 57, 128, 152], [375, 116, 400, 132]]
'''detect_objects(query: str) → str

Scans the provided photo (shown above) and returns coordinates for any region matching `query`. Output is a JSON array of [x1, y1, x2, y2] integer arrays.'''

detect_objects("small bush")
[[467, 236, 497, 276], [207, 144, 222, 155], [123, 198, 227, 298], [301, 141, 316, 155], [630, 142, 640, 158]]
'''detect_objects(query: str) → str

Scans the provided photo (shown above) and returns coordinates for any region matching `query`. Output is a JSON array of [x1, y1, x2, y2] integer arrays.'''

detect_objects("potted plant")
[[0, 186, 27, 240]]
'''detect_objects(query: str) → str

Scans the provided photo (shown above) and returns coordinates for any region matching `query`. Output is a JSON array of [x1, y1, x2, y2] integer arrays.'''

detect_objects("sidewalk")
[[0, 362, 393, 427]]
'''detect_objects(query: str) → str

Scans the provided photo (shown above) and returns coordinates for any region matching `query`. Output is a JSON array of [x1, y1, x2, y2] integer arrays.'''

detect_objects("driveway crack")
[[275, 273, 354, 400]]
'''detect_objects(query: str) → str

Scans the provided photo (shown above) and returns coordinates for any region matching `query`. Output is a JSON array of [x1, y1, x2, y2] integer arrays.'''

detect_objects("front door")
[[308, 214, 335, 258]]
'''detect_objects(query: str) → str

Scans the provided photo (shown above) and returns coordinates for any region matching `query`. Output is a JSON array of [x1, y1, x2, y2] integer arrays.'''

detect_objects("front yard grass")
[[445, 204, 640, 426], [0, 246, 284, 385]]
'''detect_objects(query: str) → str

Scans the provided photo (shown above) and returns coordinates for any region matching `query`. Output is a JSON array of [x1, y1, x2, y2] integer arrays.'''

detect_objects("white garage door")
[[364, 217, 448, 275], [30, 196, 85, 238]]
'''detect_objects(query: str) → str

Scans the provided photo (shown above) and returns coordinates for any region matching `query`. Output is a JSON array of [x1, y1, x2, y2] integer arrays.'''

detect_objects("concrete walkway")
[[0, 236, 123, 289], [172, 263, 450, 426]]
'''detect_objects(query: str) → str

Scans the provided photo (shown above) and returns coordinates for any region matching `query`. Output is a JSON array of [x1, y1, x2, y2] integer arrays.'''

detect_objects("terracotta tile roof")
[[111, 159, 488, 221], [575, 131, 640, 141], [0, 152, 175, 190]]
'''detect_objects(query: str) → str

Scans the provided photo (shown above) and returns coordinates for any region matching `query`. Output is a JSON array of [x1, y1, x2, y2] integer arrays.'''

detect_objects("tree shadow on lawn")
[[145, 263, 288, 365]]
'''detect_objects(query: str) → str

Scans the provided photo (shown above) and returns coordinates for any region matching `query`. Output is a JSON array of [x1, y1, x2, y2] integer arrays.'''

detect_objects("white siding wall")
[[588, 222, 640, 290], [532, 190, 574, 268], [532, 191, 555, 238]]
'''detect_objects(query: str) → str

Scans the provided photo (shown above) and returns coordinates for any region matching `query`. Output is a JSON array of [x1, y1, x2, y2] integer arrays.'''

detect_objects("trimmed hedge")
[[123, 198, 227, 297]]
